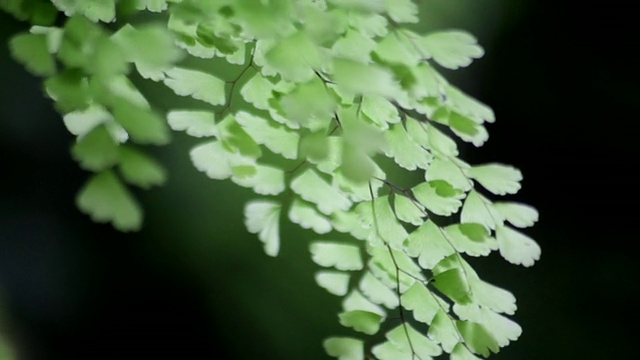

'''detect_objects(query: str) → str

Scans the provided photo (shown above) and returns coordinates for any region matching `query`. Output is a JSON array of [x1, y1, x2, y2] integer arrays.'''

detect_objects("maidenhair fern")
[[3, 0, 541, 358]]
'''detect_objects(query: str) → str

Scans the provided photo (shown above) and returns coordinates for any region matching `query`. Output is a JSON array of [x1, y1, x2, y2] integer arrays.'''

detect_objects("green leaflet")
[[9, 32, 55, 75], [167, 110, 217, 138], [339, 310, 383, 335], [263, 31, 323, 82], [244, 200, 281, 256], [469, 163, 523, 195], [401, 281, 449, 325], [235, 111, 299, 159], [310, 242, 363, 271], [494, 202, 539, 228], [316, 271, 351, 296], [76, 170, 142, 232], [383, 122, 432, 170], [323, 337, 364, 360], [288, 198, 333, 234], [421, 31, 484, 70], [496, 225, 541, 267], [393, 195, 425, 226], [117, 146, 167, 189], [406, 220, 455, 269], [412, 180, 465, 216], [291, 169, 351, 215], [51, 0, 116, 23], [71, 124, 119, 171], [163, 67, 226, 106], [358, 272, 398, 309]]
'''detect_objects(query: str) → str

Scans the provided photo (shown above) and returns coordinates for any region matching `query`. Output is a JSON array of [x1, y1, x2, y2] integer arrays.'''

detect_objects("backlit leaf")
[[163, 67, 226, 106], [469, 163, 523, 196], [244, 200, 281, 256], [495, 225, 541, 267], [310, 242, 363, 271]]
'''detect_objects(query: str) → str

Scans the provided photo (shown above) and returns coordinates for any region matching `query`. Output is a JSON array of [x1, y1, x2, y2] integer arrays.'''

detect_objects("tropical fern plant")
[[2, 0, 541, 358]]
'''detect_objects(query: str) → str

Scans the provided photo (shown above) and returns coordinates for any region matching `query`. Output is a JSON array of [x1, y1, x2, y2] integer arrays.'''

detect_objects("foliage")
[[2, 0, 540, 358]]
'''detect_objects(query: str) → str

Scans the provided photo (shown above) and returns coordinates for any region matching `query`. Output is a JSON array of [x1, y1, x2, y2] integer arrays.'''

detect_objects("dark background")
[[1, 1, 637, 359]]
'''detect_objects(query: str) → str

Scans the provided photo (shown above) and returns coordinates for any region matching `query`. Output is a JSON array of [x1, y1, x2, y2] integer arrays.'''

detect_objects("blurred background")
[[1, 0, 637, 359]]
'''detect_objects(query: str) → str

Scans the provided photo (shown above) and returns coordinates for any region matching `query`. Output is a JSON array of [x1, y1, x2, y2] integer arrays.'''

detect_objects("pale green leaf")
[[427, 157, 472, 192], [428, 309, 461, 353], [421, 31, 484, 70], [384, 0, 418, 23], [451, 343, 481, 360], [454, 304, 521, 347], [244, 200, 281, 256], [386, 323, 442, 357], [163, 67, 226, 106], [235, 111, 299, 159], [343, 289, 386, 317], [98, 75, 149, 108], [323, 337, 364, 360], [310, 242, 363, 271], [328, 0, 385, 12], [412, 180, 464, 216], [359, 272, 398, 309], [291, 169, 351, 215], [495, 225, 541, 267], [51, 0, 116, 22], [461, 190, 499, 231], [331, 29, 376, 63], [216, 114, 262, 158], [433, 267, 473, 305], [118, 146, 166, 189], [63, 105, 113, 138], [112, 100, 170, 145], [315, 271, 350, 296], [167, 110, 217, 137], [394, 195, 425, 226], [401, 281, 448, 325], [444, 223, 498, 257], [9, 32, 55, 76], [338, 310, 383, 335], [231, 164, 285, 196], [331, 210, 371, 241], [288, 199, 332, 234], [334, 158, 385, 201], [368, 246, 424, 290], [406, 220, 454, 269], [445, 85, 495, 124], [279, 78, 336, 131], [332, 58, 401, 99], [469, 163, 522, 196], [371, 341, 407, 360], [405, 118, 459, 157], [134, 0, 167, 12], [347, 12, 388, 38], [373, 30, 421, 66], [240, 72, 274, 110], [71, 125, 119, 171], [384, 122, 432, 170], [494, 202, 539, 228], [447, 111, 489, 147], [76, 170, 142, 232], [456, 320, 499, 357], [471, 279, 517, 315], [263, 31, 323, 82], [190, 141, 254, 180], [368, 195, 408, 249], [360, 95, 400, 129]]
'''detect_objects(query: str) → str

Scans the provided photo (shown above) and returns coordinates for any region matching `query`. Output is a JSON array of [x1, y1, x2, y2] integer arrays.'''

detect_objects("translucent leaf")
[[244, 200, 281, 256], [112, 100, 170, 145], [360, 95, 400, 129], [445, 85, 495, 124], [134, 0, 167, 12], [323, 337, 364, 360], [235, 111, 299, 159], [279, 78, 336, 131], [401, 282, 448, 325], [368, 246, 424, 290], [421, 31, 484, 70], [412, 180, 464, 216], [331, 29, 376, 63], [76, 170, 142, 232], [331, 210, 371, 241], [310, 242, 363, 271], [163, 67, 226, 106], [63, 105, 112, 138], [384, 122, 432, 170], [454, 304, 521, 347], [111, 24, 182, 80], [384, 0, 418, 23], [328, 0, 385, 12], [71, 125, 119, 171], [231, 164, 285, 196], [428, 309, 461, 353], [386, 323, 442, 357], [264, 31, 322, 82], [444, 223, 498, 257], [447, 111, 489, 147], [494, 202, 539, 228], [495, 225, 541, 267], [456, 321, 499, 357], [240, 72, 274, 110], [405, 118, 459, 157], [451, 343, 481, 360], [471, 279, 517, 315], [359, 272, 398, 309], [461, 190, 499, 231], [216, 114, 262, 159], [371, 341, 407, 359], [394, 195, 425, 226], [9, 32, 55, 76], [347, 12, 388, 38], [288, 199, 332, 234], [44, 69, 91, 113], [118, 146, 167, 189], [433, 267, 473, 305], [406, 220, 455, 269], [167, 110, 217, 138], [51, 0, 116, 23], [332, 58, 400, 99], [338, 310, 383, 335], [369, 195, 408, 249], [373, 30, 420, 66], [426, 157, 472, 192], [315, 271, 350, 296], [469, 163, 522, 196], [190, 141, 253, 180], [291, 169, 351, 215], [343, 289, 386, 317]]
